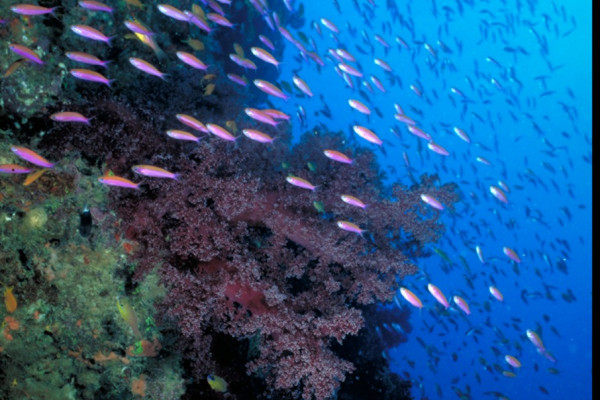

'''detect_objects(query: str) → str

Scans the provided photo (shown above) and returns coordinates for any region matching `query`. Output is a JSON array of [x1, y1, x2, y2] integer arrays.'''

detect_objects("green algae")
[[0, 152, 182, 399]]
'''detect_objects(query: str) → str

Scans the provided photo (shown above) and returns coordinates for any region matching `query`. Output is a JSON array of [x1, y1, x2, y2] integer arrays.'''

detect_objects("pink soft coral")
[[115, 131, 458, 399]]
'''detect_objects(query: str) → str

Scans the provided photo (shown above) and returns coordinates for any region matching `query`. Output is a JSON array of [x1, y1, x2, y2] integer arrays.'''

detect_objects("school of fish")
[[1, 0, 589, 399]]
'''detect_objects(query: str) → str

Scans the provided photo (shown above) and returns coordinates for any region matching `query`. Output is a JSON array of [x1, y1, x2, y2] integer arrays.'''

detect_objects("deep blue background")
[[269, 0, 591, 399]]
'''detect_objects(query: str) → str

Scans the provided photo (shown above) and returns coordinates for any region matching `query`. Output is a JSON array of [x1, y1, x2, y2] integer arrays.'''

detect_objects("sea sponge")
[[24, 207, 48, 230]]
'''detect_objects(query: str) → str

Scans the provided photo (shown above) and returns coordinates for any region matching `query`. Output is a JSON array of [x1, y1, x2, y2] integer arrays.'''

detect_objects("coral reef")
[[0, 139, 183, 400], [112, 129, 458, 399], [1, 1, 459, 398]]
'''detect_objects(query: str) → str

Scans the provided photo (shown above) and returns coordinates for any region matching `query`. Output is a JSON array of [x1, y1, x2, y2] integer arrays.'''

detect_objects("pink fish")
[[278, 26, 296, 44], [66, 51, 110, 68], [10, 4, 56, 15], [370, 75, 386, 93], [395, 36, 409, 48], [476, 156, 492, 165], [11, 146, 54, 168], [176, 51, 208, 70], [320, 17, 339, 33], [498, 180, 510, 192], [185, 11, 212, 33], [526, 329, 545, 350], [259, 35, 274, 50], [248, 0, 266, 14], [70, 25, 112, 44], [331, 50, 347, 64], [176, 114, 208, 133], [342, 71, 355, 89], [206, 123, 236, 141], [336, 48, 356, 62], [251, 46, 280, 68], [374, 58, 392, 72], [207, 13, 234, 27], [124, 20, 154, 36], [292, 75, 313, 97], [400, 287, 423, 309], [129, 57, 166, 79], [9, 44, 44, 65], [0, 164, 32, 174], [286, 176, 316, 191], [420, 194, 444, 211], [353, 125, 382, 146], [227, 73, 247, 87], [230, 54, 257, 70], [450, 87, 464, 97], [132, 165, 179, 180], [453, 126, 471, 143], [424, 43, 437, 58], [336, 221, 365, 236], [427, 142, 450, 156], [327, 49, 341, 62], [157, 4, 190, 21], [253, 79, 289, 100], [427, 283, 449, 308], [453, 295, 471, 315], [98, 175, 140, 189], [323, 149, 353, 164], [374, 34, 390, 48], [348, 99, 370, 115], [489, 286, 504, 301], [78, 0, 113, 13], [207, 0, 225, 15], [475, 245, 485, 264], [338, 62, 362, 77], [407, 125, 432, 141], [490, 185, 508, 203], [491, 77, 503, 90], [166, 129, 201, 142], [50, 111, 90, 125], [307, 51, 325, 66], [261, 109, 290, 121], [340, 194, 367, 209], [526, 331, 555, 363], [503, 246, 521, 263], [504, 355, 521, 368], [242, 129, 275, 144], [70, 68, 113, 86], [394, 114, 416, 125], [244, 108, 278, 126], [410, 84, 422, 97]]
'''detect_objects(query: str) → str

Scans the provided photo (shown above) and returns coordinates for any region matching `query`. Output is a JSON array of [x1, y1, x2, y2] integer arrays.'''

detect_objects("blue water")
[[273, 1, 591, 399], [3, 0, 589, 398]]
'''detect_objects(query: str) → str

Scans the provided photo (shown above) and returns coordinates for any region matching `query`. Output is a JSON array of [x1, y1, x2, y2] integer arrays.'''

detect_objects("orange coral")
[[126, 337, 161, 357], [123, 241, 135, 254], [3, 329, 13, 341], [93, 351, 130, 364], [4, 316, 19, 330], [131, 374, 147, 397]]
